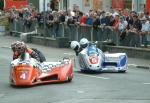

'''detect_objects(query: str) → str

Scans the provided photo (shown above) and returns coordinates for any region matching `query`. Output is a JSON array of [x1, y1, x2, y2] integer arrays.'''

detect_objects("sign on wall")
[[5, 0, 28, 9], [112, 0, 125, 9], [93, 0, 102, 10], [83, 0, 90, 7]]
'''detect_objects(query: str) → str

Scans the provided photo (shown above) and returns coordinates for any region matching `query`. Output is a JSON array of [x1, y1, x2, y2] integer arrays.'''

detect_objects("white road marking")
[[77, 90, 84, 94], [64, 53, 74, 56], [128, 64, 137, 67], [75, 73, 110, 80], [1, 46, 11, 49], [143, 83, 150, 85], [0, 94, 5, 98]]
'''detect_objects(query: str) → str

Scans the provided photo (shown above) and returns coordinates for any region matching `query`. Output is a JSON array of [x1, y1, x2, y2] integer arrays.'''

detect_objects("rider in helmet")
[[70, 38, 89, 56], [79, 38, 89, 48], [11, 41, 41, 62], [70, 41, 81, 56]]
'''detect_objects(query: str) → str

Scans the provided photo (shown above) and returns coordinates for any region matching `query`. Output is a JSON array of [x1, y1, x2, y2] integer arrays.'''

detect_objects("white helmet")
[[80, 38, 89, 48], [70, 41, 80, 50]]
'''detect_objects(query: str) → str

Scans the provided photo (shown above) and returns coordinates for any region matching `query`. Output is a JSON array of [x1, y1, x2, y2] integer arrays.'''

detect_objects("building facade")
[[59, 0, 132, 12], [59, 0, 111, 12], [132, 0, 146, 12], [59, 0, 92, 13], [146, 0, 150, 13], [28, 0, 149, 13], [1, 0, 28, 10], [29, 0, 51, 12]]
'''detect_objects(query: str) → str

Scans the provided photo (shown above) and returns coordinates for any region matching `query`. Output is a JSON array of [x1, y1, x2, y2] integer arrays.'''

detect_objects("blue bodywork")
[[77, 43, 128, 72]]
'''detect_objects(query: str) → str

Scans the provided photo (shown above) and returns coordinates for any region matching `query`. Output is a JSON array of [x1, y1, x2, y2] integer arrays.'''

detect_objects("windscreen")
[[20, 52, 30, 61], [87, 45, 98, 56]]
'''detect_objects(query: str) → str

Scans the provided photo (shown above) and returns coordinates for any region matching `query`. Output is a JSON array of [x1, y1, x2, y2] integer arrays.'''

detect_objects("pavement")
[[1, 35, 150, 103], [127, 58, 150, 69]]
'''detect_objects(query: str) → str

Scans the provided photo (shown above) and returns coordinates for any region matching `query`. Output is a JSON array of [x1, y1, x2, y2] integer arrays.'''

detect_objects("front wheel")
[[66, 76, 72, 82]]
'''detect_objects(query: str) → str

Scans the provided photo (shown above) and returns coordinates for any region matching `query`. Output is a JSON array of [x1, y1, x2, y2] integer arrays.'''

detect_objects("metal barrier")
[[0, 16, 9, 35], [68, 24, 79, 41], [9, 20, 144, 47], [0, 25, 5, 35]]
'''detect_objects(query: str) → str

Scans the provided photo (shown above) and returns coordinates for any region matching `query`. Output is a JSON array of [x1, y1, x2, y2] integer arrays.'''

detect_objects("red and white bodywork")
[[10, 53, 73, 86]]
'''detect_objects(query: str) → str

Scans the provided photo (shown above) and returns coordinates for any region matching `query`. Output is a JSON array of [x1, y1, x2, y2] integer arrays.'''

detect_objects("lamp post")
[[66, 0, 67, 11], [43, 0, 47, 43]]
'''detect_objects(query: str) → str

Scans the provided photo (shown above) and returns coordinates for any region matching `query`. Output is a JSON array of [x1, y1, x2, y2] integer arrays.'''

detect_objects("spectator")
[[59, 10, 66, 23], [93, 13, 100, 41], [126, 11, 134, 30], [109, 14, 115, 26], [7, 6, 150, 48], [52, 11, 60, 37], [86, 12, 94, 25], [100, 11, 106, 25], [118, 16, 128, 41], [80, 13, 88, 25], [127, 14, 142, 47], [37, 13, 44, 27], [140, 17, 150, 48], [145, 12, 150, 20], [46, 12, 54, 28], [105, 12, 111, 26], [93, 13, 100, 29], [118, 16, 128, 31], [113, 14, 120, 30]]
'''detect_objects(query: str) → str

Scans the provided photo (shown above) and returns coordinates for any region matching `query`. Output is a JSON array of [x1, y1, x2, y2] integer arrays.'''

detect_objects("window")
[[0, 0, 4, 10], [125, 0, 132, 9]]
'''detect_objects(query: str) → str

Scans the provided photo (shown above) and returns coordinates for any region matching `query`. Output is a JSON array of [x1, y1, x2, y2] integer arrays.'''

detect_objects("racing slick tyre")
[[118, 70, 126, 73], [66, 76, 72, 82], [31, 48, 46, 62], [80, 69, 85, 73]]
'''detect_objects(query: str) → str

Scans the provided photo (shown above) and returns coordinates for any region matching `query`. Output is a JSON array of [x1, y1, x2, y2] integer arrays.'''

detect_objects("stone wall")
[[105, 45, 150, 60]]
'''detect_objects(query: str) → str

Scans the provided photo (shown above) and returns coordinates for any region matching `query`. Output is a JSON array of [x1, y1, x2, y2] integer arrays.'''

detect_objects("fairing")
[[77, 44, 128, 72], [10, 53, 73, 86]]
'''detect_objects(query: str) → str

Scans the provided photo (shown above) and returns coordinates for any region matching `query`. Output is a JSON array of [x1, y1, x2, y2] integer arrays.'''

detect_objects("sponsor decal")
[[20, 71, 28, 79]]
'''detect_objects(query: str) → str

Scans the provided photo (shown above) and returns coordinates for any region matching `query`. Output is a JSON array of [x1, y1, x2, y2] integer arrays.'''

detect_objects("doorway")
[[0, 0, 4, 10]]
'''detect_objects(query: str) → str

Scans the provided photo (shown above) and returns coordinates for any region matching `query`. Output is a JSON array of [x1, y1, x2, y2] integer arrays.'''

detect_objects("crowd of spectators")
[[1, 5, 150, 48]]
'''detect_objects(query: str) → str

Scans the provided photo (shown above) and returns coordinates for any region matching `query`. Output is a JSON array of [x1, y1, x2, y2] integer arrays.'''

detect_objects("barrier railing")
[[9, 20, 147, 47], [0, 16, 9, 35]]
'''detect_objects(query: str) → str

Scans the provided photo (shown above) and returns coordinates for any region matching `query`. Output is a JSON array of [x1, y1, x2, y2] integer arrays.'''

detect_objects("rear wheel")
[[80, 69, 85, 73], [118, 70, 126, 73]]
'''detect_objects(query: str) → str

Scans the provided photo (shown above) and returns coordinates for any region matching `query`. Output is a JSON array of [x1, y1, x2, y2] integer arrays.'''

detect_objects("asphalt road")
[[0, 35, 150, 103]]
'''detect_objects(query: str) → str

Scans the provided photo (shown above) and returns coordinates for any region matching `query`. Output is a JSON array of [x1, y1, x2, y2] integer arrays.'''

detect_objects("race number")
[[20, 72, 27, 79]]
